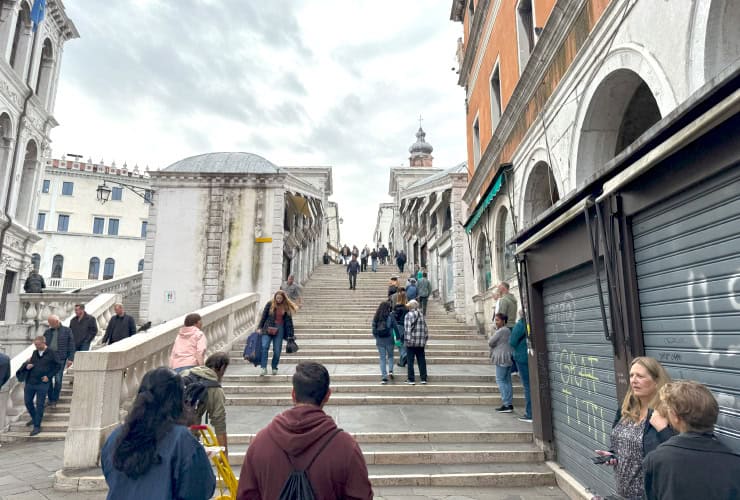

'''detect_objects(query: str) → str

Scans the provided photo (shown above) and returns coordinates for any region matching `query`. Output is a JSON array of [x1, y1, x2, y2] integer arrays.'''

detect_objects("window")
[[443, 206, 452, 231], [93, 217, 104, 234], [490, 64, 502, 131], [477, 235, 492, 293], [111, 187, 123, 201], [108, 218, 119, 236], [140, 221, 148, 238], [42, 179, 50, 193], [472, 117, 481, 167], [31, 253, 40, 271], [496, 207, 516, 281], [36, 212, 45, 231], [61, 182, 74, 196], [103, 258, 115, 280], [88, 257, 100, 280], [51, 255, 63, 278], [516, 0, 535, 73], [144, 189, 153, 204], [468, 0, 474, 22], [430, 213, 438, 230], [57, 214, 69, 232], [137, 259, 145, 272]]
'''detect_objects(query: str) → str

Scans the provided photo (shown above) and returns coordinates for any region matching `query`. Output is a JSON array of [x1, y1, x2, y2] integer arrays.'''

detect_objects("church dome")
[[409, 127, 434, 155], [164, 152, 279, 174]]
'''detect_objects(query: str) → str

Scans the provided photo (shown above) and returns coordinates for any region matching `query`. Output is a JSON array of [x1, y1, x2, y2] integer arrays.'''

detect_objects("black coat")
[[0, 352, 10, 388], [21, 349, 61, 385], [612, 408, 676, 457], [258, 302, 295, 338], [44, 326, 76, 362], [70, 313, 98, 348], [102, 314, 137, 345], [644, 433, 740, 500]]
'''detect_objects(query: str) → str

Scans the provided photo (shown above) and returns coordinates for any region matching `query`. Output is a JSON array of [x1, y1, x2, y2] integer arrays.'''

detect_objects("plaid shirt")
[[404, 310, 428, 347]]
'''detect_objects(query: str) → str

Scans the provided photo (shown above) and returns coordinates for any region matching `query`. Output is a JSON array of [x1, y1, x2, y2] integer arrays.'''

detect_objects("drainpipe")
[[0, 27, 41, 266]]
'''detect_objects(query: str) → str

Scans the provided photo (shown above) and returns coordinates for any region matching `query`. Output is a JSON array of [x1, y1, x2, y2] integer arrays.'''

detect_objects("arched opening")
[[15, 139, 38, 227], [35, 38, 54, 107], [0, 113, 13, 204], [443, 206, 452, 231], [103, 258, 115, 280], [88, 257, 100, 280], [495, 207, 516, 282], [704, 0, 740, 80], [31, 253, 40, 271], [523, 162, 560, 226], [137, 259, 144, 272], [476, 234, 492, 293], [51, 254, 63, 278], [576, 69, 661, 186], [9, 2, 32, 76]]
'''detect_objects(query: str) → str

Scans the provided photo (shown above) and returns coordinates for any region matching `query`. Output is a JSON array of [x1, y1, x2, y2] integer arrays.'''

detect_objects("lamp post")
[[96, 180, 154, 205]]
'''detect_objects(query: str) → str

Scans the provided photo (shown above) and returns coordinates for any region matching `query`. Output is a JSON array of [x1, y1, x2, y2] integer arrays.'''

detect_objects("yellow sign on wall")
[[255, 237, 273, 243]]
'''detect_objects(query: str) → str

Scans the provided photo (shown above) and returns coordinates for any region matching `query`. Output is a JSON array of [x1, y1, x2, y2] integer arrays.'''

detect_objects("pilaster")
[[201, 185, 225, 305]]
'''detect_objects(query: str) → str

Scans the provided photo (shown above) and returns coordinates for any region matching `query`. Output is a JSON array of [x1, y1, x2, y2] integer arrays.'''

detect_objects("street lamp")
[[96, 180, 155, 205]]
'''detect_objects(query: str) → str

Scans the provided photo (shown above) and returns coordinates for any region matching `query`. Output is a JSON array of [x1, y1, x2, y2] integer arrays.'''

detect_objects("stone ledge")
[[545, 461, 591, 500], [54, 468, 107, 492]]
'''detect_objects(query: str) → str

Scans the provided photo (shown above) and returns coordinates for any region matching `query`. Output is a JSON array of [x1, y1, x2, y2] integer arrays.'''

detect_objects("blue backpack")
[[243, 332, 262, 366]]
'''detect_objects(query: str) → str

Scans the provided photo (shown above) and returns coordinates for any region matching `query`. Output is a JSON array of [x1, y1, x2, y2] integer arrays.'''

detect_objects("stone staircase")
[[224, 264, 560, 494]]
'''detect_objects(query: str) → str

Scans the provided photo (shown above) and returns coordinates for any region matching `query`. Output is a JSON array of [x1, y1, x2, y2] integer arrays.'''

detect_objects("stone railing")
[[46, 277, 100, 290], [0, 293, 120, 433], [61, 292, 260, 470]]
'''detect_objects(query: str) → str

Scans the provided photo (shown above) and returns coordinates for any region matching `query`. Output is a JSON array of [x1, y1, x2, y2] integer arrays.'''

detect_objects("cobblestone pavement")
[[0, 441, 105, 500]]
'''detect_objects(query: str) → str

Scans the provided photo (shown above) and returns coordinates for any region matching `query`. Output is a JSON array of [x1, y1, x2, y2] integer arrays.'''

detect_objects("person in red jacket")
[[236, 362, 373, 500]]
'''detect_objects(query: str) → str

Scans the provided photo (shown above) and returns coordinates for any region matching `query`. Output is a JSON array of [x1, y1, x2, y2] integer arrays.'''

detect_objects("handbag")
[[285, 337, 299, 353], [15, 365, 28, 383], [266, 326, 279, 336]]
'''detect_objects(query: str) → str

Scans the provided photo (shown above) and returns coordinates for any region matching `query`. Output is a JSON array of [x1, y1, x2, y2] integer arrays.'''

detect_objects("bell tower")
[[408, 117, 434, 167]]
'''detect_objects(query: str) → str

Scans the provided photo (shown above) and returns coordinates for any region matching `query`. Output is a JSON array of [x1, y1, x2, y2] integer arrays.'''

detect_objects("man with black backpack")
[[182, 352, 230, 453], [236, 362, 372, 500]]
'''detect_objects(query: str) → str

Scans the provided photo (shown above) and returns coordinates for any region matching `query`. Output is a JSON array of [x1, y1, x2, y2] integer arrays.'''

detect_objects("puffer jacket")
[[169, 325, 207, 369]]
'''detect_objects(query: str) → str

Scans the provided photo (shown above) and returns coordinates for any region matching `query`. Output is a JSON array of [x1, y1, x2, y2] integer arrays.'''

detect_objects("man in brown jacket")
[[236, 362, 373, 500]]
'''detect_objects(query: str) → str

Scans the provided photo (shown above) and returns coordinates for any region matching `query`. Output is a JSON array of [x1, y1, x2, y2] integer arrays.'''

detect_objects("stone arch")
[[0, 112, 13, 201], [704, 0, 740, 80], [522, 161, 560, 227], [476, 232, 491, 293], [15, 138, 38, 226], [51, 254, 63, 278], [9, 1, 32, 76], [88, 257, 100, 279], [35, 38, 55, 106], [495, 205, 516, 282], [571, 45, 677, 189]]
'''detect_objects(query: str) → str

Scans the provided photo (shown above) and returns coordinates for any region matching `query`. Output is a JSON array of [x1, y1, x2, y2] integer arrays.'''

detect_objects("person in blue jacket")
[[509, 310, 531, 422], [101, 367, 215, 500]]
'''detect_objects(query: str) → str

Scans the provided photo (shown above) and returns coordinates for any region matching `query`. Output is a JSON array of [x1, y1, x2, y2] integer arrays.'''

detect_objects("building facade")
[[451, 0, 740, 496], [140, 152, 332, 325], [31, 157, 151, 287], [0, 0, 78, 321], [325, 200, 341, 259], [372, 202, 393, 252]]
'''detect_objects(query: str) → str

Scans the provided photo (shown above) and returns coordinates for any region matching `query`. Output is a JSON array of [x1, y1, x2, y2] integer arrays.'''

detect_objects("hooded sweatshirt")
[[169, 326, 206, 370], [182, 365, 226, 435], [236, 405, 373, 500]]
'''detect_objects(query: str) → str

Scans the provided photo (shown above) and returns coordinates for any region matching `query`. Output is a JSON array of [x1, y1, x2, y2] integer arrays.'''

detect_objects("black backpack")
[[277, 428, 342, 500], [182, 372, 221, 425]]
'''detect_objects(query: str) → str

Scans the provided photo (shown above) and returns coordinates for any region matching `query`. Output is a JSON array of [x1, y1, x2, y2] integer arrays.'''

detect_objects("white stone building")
[[325, 200, 341, 258], [31, 157, 151, 287], [141, 152, 333, 324], [0, 1, 77, 321], [372, 202, 393, 252]]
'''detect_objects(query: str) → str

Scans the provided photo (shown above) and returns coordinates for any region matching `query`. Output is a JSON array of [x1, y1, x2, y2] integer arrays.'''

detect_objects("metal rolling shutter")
[[632, 163, 740, 452], [543, 264, 619, 495]]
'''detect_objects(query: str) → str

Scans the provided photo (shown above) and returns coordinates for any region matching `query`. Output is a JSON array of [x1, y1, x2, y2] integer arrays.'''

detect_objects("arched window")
[[51, 254, 63, 278], [15, 140, 37, 227], [476, 235, 492, 293], [9, 2, 32, 76], [103, 258, 115, 280], [35, 38, 54, 106], [31, 253, 40, 271], [88, 257, 100, 280], [443, 206, 452, 231], [496, 207, 516, 281], [137, 259, 144, 272]]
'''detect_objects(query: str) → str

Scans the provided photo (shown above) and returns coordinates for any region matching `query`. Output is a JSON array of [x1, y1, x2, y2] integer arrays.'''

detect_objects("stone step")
[[292, 323, 475, 330], [0, 430, 67, 442], [221, 383, 509, 395], [232, 341, 486, 350], [9, 420, 69, 433], [226, 430, 534, 445], [275, 332, 482, 340], [229, 349, 489, 357], [221, 373, 498, 383], [225, 394, 525, 406], [230, 355, 491, 364]]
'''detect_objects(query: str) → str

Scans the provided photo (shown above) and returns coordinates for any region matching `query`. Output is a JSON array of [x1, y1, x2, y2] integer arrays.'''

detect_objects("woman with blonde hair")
[[257, 290, 296, 377], [595, 356, 676, 500]]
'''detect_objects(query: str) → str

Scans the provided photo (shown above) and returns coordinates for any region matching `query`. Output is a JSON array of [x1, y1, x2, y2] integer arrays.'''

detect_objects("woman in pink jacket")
[[169, 313, 207, 373]]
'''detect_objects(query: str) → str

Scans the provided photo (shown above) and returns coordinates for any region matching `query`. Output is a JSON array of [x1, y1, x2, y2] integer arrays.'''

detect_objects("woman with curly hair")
[[257, 290, 296, 377], [101, 367, 215, 499]]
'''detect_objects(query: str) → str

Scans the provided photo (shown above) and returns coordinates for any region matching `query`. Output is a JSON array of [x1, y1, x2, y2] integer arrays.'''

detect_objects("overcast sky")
[[51, 0, 466, 246]]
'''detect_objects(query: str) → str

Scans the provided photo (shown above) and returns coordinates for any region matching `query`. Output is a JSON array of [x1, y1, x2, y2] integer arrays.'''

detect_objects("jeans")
[[406, 346, 427, 382], [174, 365, 194, 374], [518, 359, 532, 418], [77, 341, 91, 352], [25, 382, 49, 428], [371, 259, 378, 272], [376, 340, 395, 379], [348, 273, 357, 289], [496, 364, 513, 406], [48, 364, 65, 403], [419, 296, 428, 315], [398, 263, 405, 272], [361, 259, 367, 272], [261, 327, 284, 369]]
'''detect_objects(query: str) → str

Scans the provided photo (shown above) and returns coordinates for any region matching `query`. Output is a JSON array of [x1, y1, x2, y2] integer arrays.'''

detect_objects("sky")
[[51, 0, 467, 246]]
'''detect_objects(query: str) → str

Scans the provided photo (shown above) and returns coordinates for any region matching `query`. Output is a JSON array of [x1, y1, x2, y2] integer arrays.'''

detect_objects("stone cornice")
[[283, 172, 324, 199], [388, 167, 442, 195], [45, 167, 152, 186], [280, 166, 333, 196], [48, 0, 80, 41], [402, 172, 468, 199], [151, 171, 288, 189], [457, 0, 490, 87], [462, 0, 587, 207]]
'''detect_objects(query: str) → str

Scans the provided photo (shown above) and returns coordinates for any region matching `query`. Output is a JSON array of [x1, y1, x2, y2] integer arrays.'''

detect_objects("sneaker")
[[260, 368, 267, 377], [495, 404, 514, 413], [518, 416, 533, 423], [29, 427, 41, 437], [388, 372, 394, 380], [420, 380, 427, 385], [405, 380, 415, 385], [381, 379, 388, 385], [272, 369, 278, 376]]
